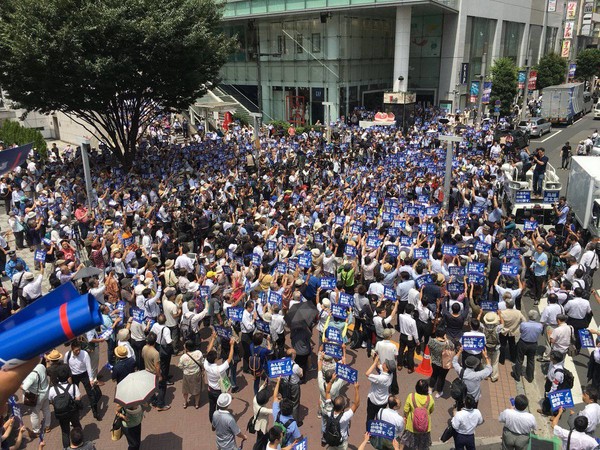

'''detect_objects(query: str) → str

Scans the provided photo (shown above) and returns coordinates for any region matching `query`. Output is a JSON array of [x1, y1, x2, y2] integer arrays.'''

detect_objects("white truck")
[[541, 82, 592, 125], [567, 156, 600, 236]]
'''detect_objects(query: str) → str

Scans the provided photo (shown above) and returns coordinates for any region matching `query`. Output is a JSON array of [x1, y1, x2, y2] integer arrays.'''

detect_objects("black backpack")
[[274, 412, 295, 446], [450, 368, 467, 401], [249, 346, 263, 378], [323, 411, 344, 446], [180, 314, 195, 342], [555, 368, 574, 390], [52, 384, 78, 418]]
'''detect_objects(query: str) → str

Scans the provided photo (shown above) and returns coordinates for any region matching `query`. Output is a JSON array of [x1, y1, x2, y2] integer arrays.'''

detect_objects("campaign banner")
[[384, 286, 396, 301], [336, 363, 358, 383], [323, 342, 343, 359], [544, 191, 560, 204], [447, 282, 464, 294], [518, 71, 527, 89], [292, 438, 308, 450], [288, 258, 298, 271], [298, 227, 307, 237], [470, 81, 480, 103], [442, 245, 458, 256], [298, 252, 312, 268], [500, 264, 519, 277], [226, 307, 244, 322], [366, 236, 382, 249], [252, 253, 262, 266], [415, 274, 435, 289], [579, 329, 595, 348], [267, 240, 277, 251], [345, 245, 357, 257], [127, 267, 138, 276], [449, 266, 465, 279], [400, 236, 414, 246], [480, 301, 499, 311], [199, 286, 210, 299], [471, 206, 485, 216], [548, 389, 574, 412], [339, 292, 354, 308], [314, 233, 324, 244], [34, 250, 47, 263], [468, 273, 486, 285], [325, 326, 343, 344], [528, 70, 537, 90], [214, 325, 233, 340], [335, 215, 346, 226], [514, 191, 531, 204], [268, 291, 282, 306], [276, 262, 288, 273], [267, 358, 294, 378], [461, 335, 485, 351], [467, 262, 485, 275], [131, 307, 145, 323], [368, 420, 396, 440], [482, 81, 492, 104], [387, 245, 399, 257], [505, 249, 521, 259], [256, 320, 271, 334], [414, 248, 429, 260], [388, 227, 400, 238], [331, 304, 348, 320], [222, 265, 232, 276], [524, 221, 538, 231], [382, 212, 394, 223], [320, 277, 337, 290], [548, 0, 556, 11], [475, 241, 491, 253], [286, 236, 296, 246], [0, 143, 33, 177]]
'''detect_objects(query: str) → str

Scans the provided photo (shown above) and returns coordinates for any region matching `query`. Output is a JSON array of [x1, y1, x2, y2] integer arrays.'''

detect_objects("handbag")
[[219, 373, 231, 392], [247, 407, 262, 434], [23, 371, 40, 407], [440, 422, 456, 442], [441, 341, 456, 370], [567, 326, 578, 357], [111, 412, 123, 441]]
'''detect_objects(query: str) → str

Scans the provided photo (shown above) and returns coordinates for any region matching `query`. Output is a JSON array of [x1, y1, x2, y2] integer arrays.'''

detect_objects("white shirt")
[[377, 407, 405, 438], [498, 408, 537, 435], [48, 382, 80, 402], [375, 340, 398, 365], [580, 251, 599, 271], [162, 299, 180, 327], [541, 303, 564, 326], [174, 254, 194, 273], [564, 297, 592, 320], [241, 309, 255, 334], [367, 369, 392, 405], [204, 360, 229, 390], [64, 350, 93, 380], [451, 408, 484, 435], [270, 313, 285, 340], [150, 323, 172, 346], [579, 402, 600, 433], [398, 313, 419, 342], [554, 425, 597, 450], [22, 275, 43, 300]]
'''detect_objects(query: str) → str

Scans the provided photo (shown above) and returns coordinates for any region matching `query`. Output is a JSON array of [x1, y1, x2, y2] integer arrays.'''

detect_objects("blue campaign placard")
[[276, 262, 288, 273], [268, 291, 282, 305], [366, 236, 381, 249], [461, 335, 486, 351], [480, 301, 499, 311], [400, 235, 414, 246], [298, 227, 307, 237], [415, 274, 435, 289], [34, 250, 47, 262], [384, 286, 396, 301], [288, 258, 298, 271], [345, 245, 357, 257], [544, 191, 560, 203], [442, 245, 458, 256], [388, 227, 399, 237], [414, 248, 429, 259], [475, 241, 491, 253], [292, 438, 307, 450], [286, 236, 296, 246], [222, 265, 232, 276], [514, 191, 531, 204], [298, 252, 312, 268], [468, 273, 486, 285], [524, 220, 538, 231], [351, 223, 363, 234], [258, 291, 268, 305], [331, 304, 348, 320], [505, 248, 521, 259], [548, 389, 574, 412], [356, 205, 366, 215], [339, 292, 353, 308], [387, 245, 399, 257], [323, 342, 343, 359], [226, 307, 244, 322], [267, 358, 294, 378], [267, 240, 277, 251], [579, 329, 595, 348], [325, 326, 343, 344], [131, 307, 145, 323], [501, 264, 519, 277], [256, 320, 271, 334], [467, 262, 485, 275], [368, 420, 396, 440], [447, 282, 464, 294], [449, 266, 465, 278], [314, 233, 324, 244], [405, 206, 420, 217], [335, 215, 346, 226], [320, 277, 337, 290], [127, 267, 138, 276], [214, 325, 232, 340], [471, 206, 484, 215], [199, 286, 210, 299], [336, 363, 358, 383], [382, 212, 394, 222], [252, 253, 262, 266], [426, 206, 440, 217], [393, 220, 406, 229]]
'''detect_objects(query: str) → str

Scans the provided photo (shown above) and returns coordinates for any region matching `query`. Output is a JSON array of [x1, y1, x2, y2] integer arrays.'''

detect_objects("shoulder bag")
[[23, 370, 40, 407]]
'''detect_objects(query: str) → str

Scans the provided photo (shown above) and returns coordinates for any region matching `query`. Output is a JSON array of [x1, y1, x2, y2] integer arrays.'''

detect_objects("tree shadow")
[[141, 432, 183, 448], [233, 398, 250, 422], [82, 423, 101, 441]]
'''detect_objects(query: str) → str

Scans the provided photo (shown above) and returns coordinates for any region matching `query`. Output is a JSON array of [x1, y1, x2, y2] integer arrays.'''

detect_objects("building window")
[[296, 34, 304, 54], [277, 35, 286, 54], [311, 33, 321, 53]]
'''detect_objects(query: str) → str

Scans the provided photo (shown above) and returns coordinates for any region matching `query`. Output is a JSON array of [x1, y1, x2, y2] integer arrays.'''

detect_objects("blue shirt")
[[520, 321, 543, 343], [6, 258, 29, 279], [272, 401, 301, 444], [532, 252, 548, 276]]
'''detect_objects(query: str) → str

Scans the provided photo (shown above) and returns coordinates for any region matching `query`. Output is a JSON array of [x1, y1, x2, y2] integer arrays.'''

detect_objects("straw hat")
[[484, 312, 500, 325], [45, 349, 63, 361], [114, 346, 129, 359]]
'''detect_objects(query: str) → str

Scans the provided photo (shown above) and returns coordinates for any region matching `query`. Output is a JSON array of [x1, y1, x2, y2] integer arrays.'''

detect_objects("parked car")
[[518, 118, 552, 137]]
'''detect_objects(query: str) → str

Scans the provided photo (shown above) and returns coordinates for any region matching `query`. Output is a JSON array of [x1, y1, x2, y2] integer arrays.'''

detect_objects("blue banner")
[[298, 252, 312, 268], [336, 363, 358, 383], [505, 249, 521, 259], [414, 248, 429, 259], [276, 262, 288, 273], [387, 245, 399, 257], [268, 291, 282, 305], [415, 274, 435, 289], [292, 438, 308, 450], [339, 292, 353, 308], [461, 335, 485, 351], [468, 273, 486, 285], [0, 143, 33, 176], [500, 264, 519, 277], [323, 342, 343, 359], [384, 286, 396, 301], [366, 236, 382, 249], [467, 262, 485, 275], [267, 357, 294, 378], [480, 301, 499, 311], [256, 320, 271, 334], [226, 307, 244, 322], [580, 329, 595, 348], [475, 241, 491, 253], [368, 420, 396, 440], [447, 282, 464, 294], [449, 266, 465, 278], [331, 304, 348, 320], [325, 326, 343, 344], [222, 265, 232, 276], [320, 277, 337, 290], [482, 81, 492, 104], [34, 250, 47, 262], [131, 307, 145, 323], [214, 325, 232, 340], [524, 221, 538, 231], [548, 389, 574, 412], [442, 245, 458, 256], [514, 191, 531, 204], [252, 253, 262, 266], [344, 245, 357, 257], [544, 191, 560, 203]]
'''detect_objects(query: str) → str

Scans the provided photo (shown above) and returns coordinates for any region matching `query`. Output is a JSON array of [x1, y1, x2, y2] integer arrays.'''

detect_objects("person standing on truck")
[[532, 147, 548, 199], [553, 197, 570, 237], [560, 142, 571, 170], [585, 136, 594, 155]]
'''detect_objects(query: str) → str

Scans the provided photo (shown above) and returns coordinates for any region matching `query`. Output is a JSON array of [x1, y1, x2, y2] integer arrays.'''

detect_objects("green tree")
[[534, 53, 567, 90], [0, 0, 235, 170], [489, 58, 517, 116], [575, 48, 600, 81], [0, 120, 47, 159]]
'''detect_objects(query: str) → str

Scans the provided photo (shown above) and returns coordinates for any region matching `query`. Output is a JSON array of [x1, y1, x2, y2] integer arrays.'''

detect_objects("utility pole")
[[323, 102, 333, 143], [439, 135, 463, 212], [521, 49, 533, 123], [476, 52, 487, 125], [539, 0, 549, 61]]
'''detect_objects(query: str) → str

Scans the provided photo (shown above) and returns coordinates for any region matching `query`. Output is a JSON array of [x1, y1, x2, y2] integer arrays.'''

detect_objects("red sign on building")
[[528, 70, 537, 90]]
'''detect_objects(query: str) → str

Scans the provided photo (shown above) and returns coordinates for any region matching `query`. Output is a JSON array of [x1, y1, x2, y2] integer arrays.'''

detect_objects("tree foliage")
[[534, 53, 567, 90], [0, 0, 235, 169], [489, 58, 517, 116], [575, 48, 600, 81], [0, 121, 47, 159]]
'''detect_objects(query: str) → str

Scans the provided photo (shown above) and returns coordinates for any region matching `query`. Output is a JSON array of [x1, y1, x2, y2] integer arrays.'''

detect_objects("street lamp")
[[253, 49, 281, 113], [438, 134, 463, 212], [476, 52, 487, 126], [323, 102, 334, 143]]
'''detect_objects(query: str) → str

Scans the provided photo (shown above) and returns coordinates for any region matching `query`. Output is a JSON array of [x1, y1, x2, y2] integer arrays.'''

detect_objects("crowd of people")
[[0, 107, 600, 450]]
